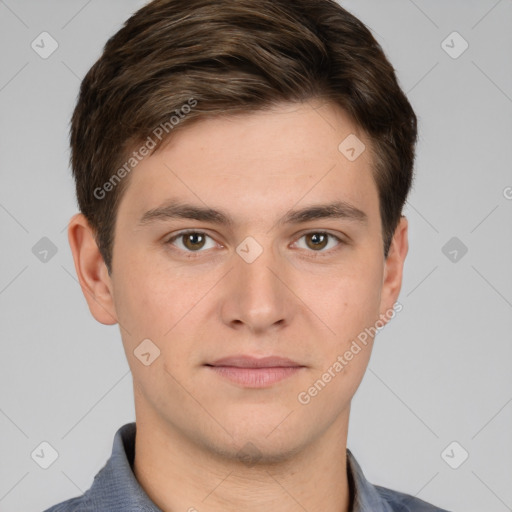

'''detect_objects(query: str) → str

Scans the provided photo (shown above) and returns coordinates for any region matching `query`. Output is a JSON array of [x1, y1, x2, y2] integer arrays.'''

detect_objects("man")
[[45, 0, 450, 510]]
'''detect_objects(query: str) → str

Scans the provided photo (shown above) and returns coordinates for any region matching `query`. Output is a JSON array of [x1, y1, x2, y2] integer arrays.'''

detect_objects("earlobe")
[[67, 213, 118, 325], [379, 216, 409, 321]]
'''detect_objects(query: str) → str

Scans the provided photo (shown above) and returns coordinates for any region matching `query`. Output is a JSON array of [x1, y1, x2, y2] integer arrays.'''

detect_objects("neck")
[[132, 409, 352, 512]]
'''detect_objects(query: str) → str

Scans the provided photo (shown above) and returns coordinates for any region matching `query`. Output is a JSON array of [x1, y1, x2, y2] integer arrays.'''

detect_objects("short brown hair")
[[70, 0, 417, 274]]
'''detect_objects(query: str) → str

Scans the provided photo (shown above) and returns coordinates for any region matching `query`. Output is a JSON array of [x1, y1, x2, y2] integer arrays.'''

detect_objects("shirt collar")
[[84, 422, 393, 512], [346, 449, 394, 512], [84, 422, 161, 511]]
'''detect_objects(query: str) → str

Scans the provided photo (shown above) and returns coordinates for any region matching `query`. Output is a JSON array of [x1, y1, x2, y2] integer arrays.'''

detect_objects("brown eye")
[[167, 231, 216, 253], [182, 232, 206, 251], [294, 232, 344, 255], [305, 232, 329, 250]]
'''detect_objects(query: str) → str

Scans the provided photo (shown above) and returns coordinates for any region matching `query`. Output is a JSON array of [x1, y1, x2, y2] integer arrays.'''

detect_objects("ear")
[[378, 216, 409, 322], [67, 213, 118, 325]]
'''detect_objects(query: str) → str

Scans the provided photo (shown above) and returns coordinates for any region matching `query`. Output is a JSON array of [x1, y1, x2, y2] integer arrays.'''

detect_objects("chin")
[[207, 433, 309, 467]]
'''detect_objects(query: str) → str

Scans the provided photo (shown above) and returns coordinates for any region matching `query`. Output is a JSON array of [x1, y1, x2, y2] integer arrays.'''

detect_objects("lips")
[[206, 355, 303, 368], [205, 355, 305, 388]]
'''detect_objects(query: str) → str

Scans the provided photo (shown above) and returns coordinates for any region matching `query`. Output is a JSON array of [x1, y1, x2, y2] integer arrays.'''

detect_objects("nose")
[[219, 241, 294, 334]]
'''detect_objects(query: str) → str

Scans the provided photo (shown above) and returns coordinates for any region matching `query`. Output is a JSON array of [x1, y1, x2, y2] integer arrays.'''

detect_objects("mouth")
[[204, 355, 305, 388], [207, 355, 303, 368]]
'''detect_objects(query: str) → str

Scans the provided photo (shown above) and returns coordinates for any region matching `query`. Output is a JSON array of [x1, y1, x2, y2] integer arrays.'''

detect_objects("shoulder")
[[374, 484, 452, 512]]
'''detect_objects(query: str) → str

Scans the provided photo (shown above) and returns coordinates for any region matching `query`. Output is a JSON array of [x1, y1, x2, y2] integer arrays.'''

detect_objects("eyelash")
[[164, 230, 345, 259]]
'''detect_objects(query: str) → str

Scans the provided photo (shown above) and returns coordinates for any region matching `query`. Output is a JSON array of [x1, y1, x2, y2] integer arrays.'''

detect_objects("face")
[[71, 100, 408, 463]]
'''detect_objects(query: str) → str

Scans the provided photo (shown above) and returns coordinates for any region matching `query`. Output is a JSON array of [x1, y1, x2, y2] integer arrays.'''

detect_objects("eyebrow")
[[138, 199, 368, 227]]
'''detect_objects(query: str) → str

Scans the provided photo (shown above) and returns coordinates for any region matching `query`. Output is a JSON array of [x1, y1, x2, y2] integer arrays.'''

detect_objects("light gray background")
[[1, 1, 511, 511]]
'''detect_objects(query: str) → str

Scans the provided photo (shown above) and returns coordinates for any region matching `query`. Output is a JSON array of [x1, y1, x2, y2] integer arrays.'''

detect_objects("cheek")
[[302, 262, 383, 338], [111, 254, 177, 342], [113, 258, 217, 373]]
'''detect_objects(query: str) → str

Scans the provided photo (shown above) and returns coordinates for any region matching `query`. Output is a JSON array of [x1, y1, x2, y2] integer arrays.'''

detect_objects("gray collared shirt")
[[44, 422, 450, 512]]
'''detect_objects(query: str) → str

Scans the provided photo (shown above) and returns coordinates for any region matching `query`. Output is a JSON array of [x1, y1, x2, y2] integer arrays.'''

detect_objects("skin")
[[68, 100, 408, 512]]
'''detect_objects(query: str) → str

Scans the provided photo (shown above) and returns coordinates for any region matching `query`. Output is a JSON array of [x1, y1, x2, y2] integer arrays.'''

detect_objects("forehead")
[[118, 101, 379, 225]]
